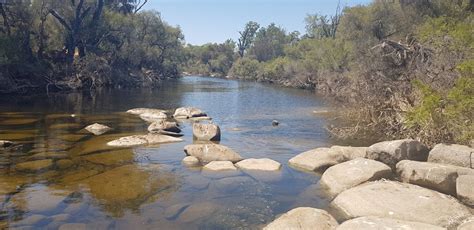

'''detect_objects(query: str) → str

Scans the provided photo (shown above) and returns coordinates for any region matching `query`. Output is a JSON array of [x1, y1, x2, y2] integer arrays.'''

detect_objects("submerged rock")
[[184, 144, 243, 163], [28, 152, 68, 160], [0, 140, 13, 148], [173, 107, 207, 119], [182, 156, 200, 167], [58, 223, 86, 230], [337, 216, 446, 230], [9, 185, 68, 213], [84, 123, 112, 136], [148, 120, 181, 133], [177, 202, 219, 222], [235, 158, 281, 171], [56, 159, 75, 170], [126, 108, 167, 115], [366, 139, 429, 168], [82, 149, 134, 166], [320, 158, 392, 198], [396, 160, 474, 195], [107, 134, 183, 147], [329, 180, 472, 228], [15, 159, 53, 172], [192, 122, 221, 141], [203, 161, 237, 171], [456, 175, 474, 207], [263, 207, 338, 230], [428, 144, 474, 168], [289, 146, 367, 172]]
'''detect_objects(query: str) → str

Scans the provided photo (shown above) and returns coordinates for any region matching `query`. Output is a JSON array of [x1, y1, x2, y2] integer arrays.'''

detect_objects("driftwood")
[[371, 39, 432, 67]]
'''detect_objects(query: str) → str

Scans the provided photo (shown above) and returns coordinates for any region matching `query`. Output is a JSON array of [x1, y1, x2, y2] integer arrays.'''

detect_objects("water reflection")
[[0, 77, 335, 229]]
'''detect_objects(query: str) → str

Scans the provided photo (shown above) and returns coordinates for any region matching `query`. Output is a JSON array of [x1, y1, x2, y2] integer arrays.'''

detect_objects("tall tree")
[[237, 21, 259, 58]]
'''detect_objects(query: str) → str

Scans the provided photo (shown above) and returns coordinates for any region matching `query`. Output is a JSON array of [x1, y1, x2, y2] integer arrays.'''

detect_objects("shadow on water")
[[0, 76, 336, 229]]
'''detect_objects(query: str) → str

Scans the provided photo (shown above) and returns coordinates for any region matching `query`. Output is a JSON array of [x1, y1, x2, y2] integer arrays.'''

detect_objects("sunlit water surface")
[[0, 76, 341, 229]]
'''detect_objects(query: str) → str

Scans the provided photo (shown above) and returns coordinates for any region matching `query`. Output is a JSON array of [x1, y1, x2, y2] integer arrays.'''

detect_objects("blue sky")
[[144, 0, 372, 45]]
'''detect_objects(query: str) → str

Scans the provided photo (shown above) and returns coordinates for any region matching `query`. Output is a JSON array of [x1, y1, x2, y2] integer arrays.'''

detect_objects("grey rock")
[[184, 144, 243, 163], [263, 207, 338, 230], [428, 144, 474, 168], [182, 156, 200, 167], [173, 107, 207, 119], [289, 146, 368, 172], [84, 123, 111, 136], [366, 139, 429, 168], [192, 122, 221, 141], [456, 175, 474, 207], [107, 134, 182, 147], [235, 158, 281, 171], [337, 216, 446, 230], [203, 161, 237, 171]]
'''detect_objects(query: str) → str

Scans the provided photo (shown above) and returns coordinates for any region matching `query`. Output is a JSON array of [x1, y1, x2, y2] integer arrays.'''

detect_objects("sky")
[[144, 0, 372, 45]]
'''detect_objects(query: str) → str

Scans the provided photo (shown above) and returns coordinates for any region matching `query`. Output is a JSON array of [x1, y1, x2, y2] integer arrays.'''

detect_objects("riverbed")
[[1, 76, 339, 229]]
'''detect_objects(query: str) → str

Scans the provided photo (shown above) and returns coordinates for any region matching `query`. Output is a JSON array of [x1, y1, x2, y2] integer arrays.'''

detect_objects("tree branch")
[[134, 0, 148, 14], [49, 9, 72, 31]]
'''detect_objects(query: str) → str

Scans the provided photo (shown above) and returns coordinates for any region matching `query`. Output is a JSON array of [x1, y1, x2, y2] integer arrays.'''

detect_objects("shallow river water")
[[0, 76, 343, 229]]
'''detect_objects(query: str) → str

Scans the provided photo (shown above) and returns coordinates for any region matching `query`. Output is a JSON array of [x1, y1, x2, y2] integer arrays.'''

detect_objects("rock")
[[164, 203, 190, 220], [84, 123, 111, 136], [148, 120, 181, 133], [396, 160, 474, 195], [192, 122, 221, 141], [209, 176, 255, 193], [82, 149, 134, 166], [320, 158, 393, 198], [272, 120, 279, 126], [458, 216, 474, 230], [337, 216, 446, 230], [235, 158, 281, 171], [178, 202, 218, 222], [182, 156, 200, 167], [263, 207, 338, 230], [184, 144, 243, 163], [107, 134, 182, 147], [58, 223, 86, 230], [12, 214, 47, 226], [126, 108, 167, 115], [139, 112, 167, 123], [156, 130, 183, 137], [289, 146, 367, 172], [9, 185, 67, 213], [15, 159, 53, 172], [456, 175, 474, 207], [366, 139, 429, 168], [173, 107, 207, 119], [329, 180, 472, 228], [189, 116, 212, 122], [28, 152, 68, 160], [0, 140, 13, 148], [56, 159, 74, 170], [203, 161, 237, 171], [50, 214, 70, 222], [428, 144, 474, 168]]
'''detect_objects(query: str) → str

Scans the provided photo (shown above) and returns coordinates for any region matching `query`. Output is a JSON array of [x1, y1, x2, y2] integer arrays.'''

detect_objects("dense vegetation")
[[183, 0, 473, 145], [0, 0, 184, 93]]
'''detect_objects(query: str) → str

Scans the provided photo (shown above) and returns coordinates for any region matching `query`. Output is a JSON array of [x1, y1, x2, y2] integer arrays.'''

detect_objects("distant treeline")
[[182, 0, 473, 145], [0, 0, 184, 93]]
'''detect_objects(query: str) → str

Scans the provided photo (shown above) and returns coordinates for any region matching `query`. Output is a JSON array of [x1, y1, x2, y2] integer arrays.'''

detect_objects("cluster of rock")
[[264, 139, 474, 229]]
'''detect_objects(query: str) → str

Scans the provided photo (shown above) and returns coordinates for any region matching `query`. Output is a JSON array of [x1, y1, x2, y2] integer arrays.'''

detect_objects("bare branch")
[[134, 0, 148, 14], [49, 9, 72, 31]]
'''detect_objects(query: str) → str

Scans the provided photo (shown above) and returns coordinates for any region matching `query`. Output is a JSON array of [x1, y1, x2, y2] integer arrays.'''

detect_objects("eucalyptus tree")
[[237, 21, 259, 58]]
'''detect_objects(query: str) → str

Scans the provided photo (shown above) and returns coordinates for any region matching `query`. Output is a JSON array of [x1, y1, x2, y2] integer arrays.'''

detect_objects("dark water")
[[0, 76, 336, 229]]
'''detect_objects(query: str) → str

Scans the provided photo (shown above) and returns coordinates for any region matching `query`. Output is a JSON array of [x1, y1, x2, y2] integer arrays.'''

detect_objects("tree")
[[250, 23, 289, 62], [305, 2, 341, 39], [237, 21, 259, 58]]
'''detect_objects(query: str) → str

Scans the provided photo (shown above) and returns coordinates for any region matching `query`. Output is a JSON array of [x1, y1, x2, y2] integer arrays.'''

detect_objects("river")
[[0, 76, 340, 229]]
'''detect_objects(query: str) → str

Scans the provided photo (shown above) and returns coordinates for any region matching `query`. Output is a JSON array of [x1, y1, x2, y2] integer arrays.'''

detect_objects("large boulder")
[[173, 107, 207, 119], [329, 180, 472, 228], [456, 175, 474, 207], [184, 144, 243, 163], [84, 123, 111, 136], [289, 146, 367, 172], [148, 120, 181, 133], [263, 207, 338, 230], [202, 161, 237, 171], [428, 144, 474, 168], [320, 158, 392, 198], [107, 134, 182, 147], [15, 159, 53, 172], [337, 216, 446, 230], [126, 108, 167, 115], [192, 122, 221, 141], [235, 158, 281, 171], [366, 139, 429, 168], [139, 112, 167, 123], [458, 217, 474, 230], [396, 160, 474, 195]]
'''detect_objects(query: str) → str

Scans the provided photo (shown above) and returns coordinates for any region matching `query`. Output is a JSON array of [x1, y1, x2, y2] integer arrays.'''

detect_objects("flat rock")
[[178, 202, 218, 222], [457, 175, 474, 207], [235, 158, 281, 171], [84, 123, 111, 136], [173, 107, 207, 119], [139, 112, 167, 123], [366, 139, 429, 168], [148, 120, 181, 133], [15, 159, 53, 172], [396, 160, 474, 195], [320, 158, 392, 198], [329, 180, 472, 228], [192, 122, 221, 141], [126, 108, 167, 115], [337, 216, 446, 230], [428, 144, 474, 168], [12, 214, 47, 226], [58, 223, 86, 230], [458, 216, 474, 230], [182, 156, 200, 167], [289, 145, 367, 172], [82, 149, 134, 166], [184, 144, 243, 163], [203, 161, 237, 171], [263, 207, 338, 230], [28, 152, 68, 160], [107, 134, 182, 147]]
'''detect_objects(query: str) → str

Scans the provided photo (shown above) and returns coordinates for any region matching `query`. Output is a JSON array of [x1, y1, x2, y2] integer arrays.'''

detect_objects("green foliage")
[[249, 23, 291, 62], [182, 40, 236, 76], [228, 58, 262, 80]]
